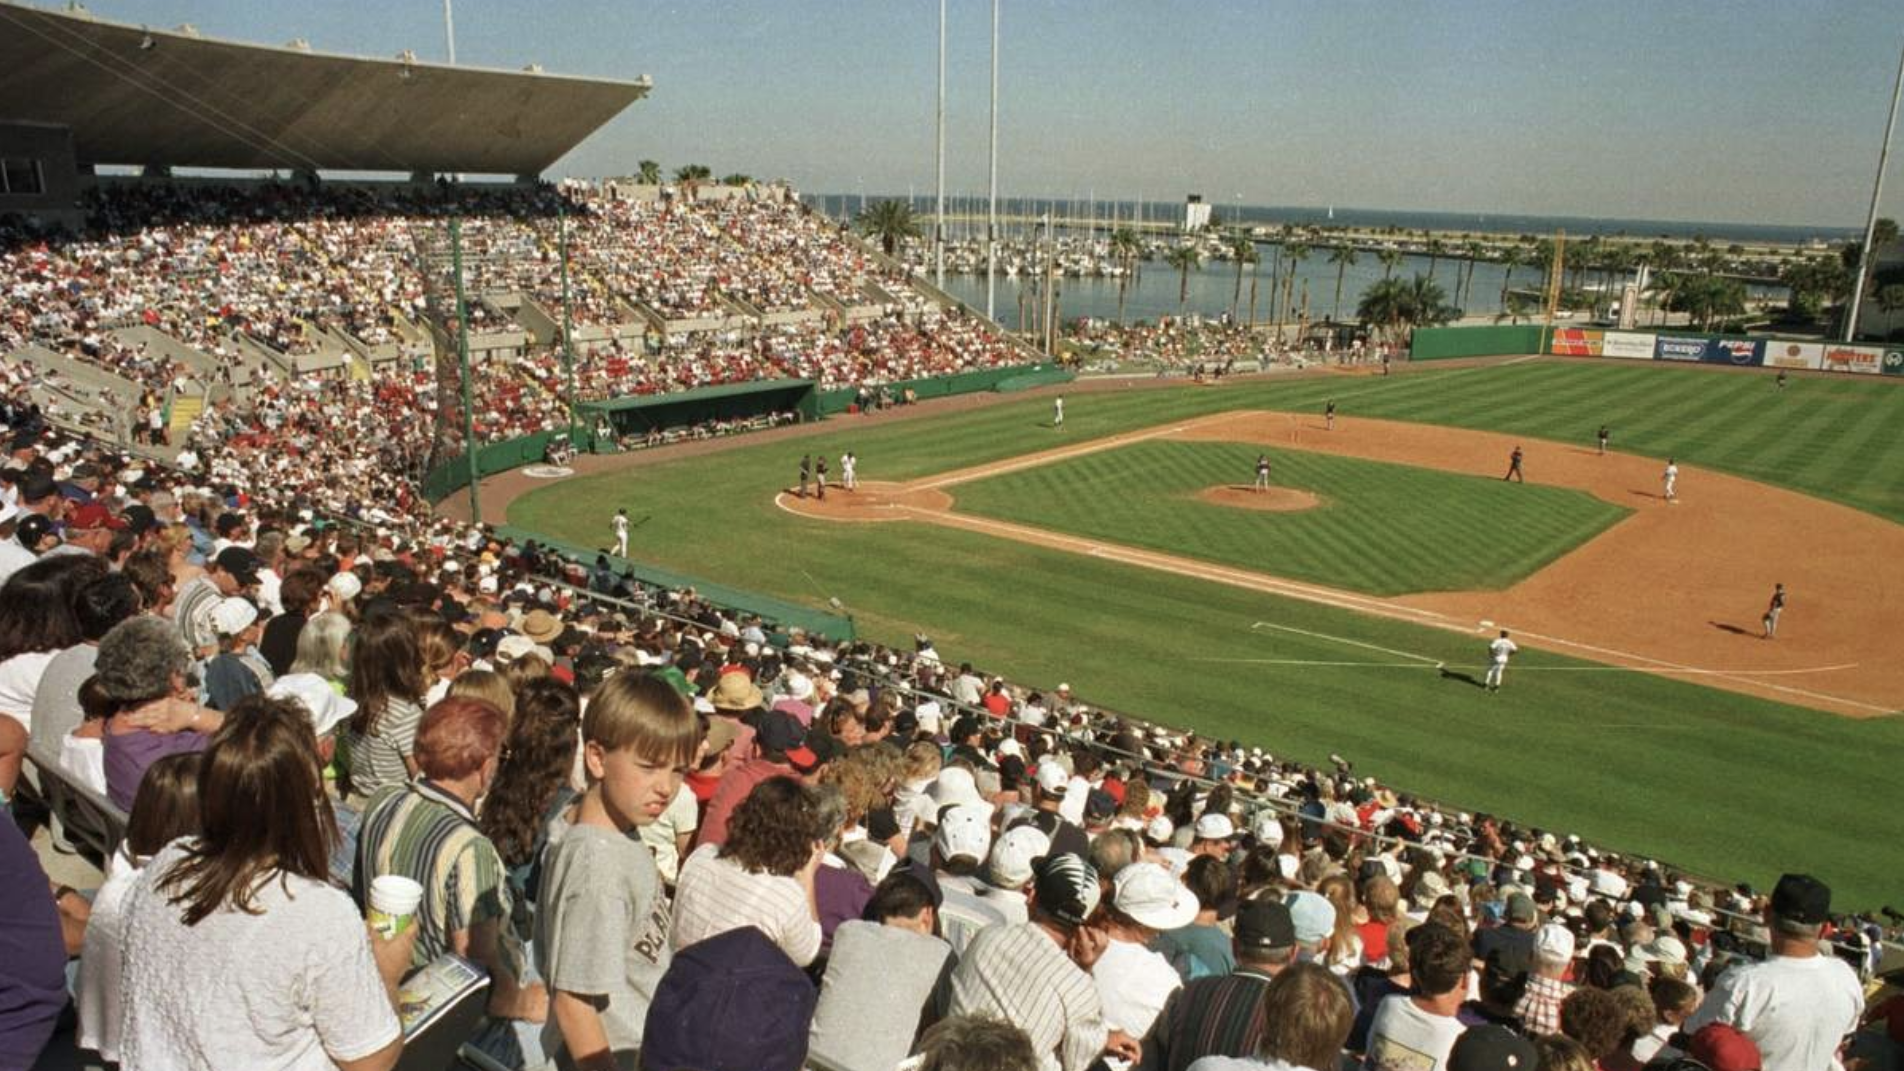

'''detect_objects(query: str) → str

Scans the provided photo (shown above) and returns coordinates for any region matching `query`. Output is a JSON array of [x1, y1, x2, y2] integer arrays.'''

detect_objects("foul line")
[[1250, 621, 1443, 664], [913, 412, 1234, 492]]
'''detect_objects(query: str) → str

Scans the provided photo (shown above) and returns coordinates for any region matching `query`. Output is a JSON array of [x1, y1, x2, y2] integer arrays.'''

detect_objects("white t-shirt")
[[1092, 938, 1182, 1037], [1189, 1057, 1311, 1071], [119, 840, 401, 1070], [1364, 995, 1466, 1071], [77, 846, 144, 1062], [637, 783, 700, 883], [0, 650, 57, 730], [670, 843, 822, 967], [1686, 952, 1863, 1071]]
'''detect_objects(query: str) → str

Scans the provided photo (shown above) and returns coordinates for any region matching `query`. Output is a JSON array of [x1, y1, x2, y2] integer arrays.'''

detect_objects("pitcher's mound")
[[1197, 485, 1322, 512], [779, 481, 954, 522]]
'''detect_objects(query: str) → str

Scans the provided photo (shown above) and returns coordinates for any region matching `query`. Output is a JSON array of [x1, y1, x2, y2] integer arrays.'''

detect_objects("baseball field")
[[495, 357, 1904, 908]]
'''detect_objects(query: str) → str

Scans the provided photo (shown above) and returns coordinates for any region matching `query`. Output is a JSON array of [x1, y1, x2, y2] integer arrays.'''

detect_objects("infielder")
[[1503, 446, 1525, 483], [1053, 395, 1065, 429], [1254, 453, 1272, 492], [841, 451, 857, 491], [798, 454, 811, 498], [815, 454, 829, 501], [1325, 399, 1337, 431], [1762, 583, 1786, 639], [1597, 424, 1609, 455], [1662, 458, 1678, 503], [612, 508, 629, 556], [1484, 629, 1518, 692]]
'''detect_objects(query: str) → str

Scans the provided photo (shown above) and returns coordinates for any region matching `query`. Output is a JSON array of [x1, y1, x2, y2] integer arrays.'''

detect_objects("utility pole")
[[449, 218, 479, 523], [442, 0, 456, 62], [986, 0, 999, 321], [1846, 40, 1904, 342], [935, 0, 946, 287]]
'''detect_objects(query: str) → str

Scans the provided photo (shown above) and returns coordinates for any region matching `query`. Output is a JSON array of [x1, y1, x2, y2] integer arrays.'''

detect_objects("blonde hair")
[[903, 739, 944, 781], [583, 671, 700, 766], [448, 669, 516, 726]]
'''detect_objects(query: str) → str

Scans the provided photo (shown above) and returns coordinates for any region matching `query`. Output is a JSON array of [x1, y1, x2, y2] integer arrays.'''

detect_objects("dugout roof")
[[577, 379, 819, 414], [0, 1, 649, 175]]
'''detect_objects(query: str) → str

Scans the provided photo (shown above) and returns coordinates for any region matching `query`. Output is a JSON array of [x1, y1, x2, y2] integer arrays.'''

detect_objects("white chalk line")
[[913, 411, 1234, 491], [1251, 621, 1444, 664]]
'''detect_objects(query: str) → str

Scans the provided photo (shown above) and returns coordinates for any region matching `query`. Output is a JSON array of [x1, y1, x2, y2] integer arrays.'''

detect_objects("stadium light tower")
[[442, 0, 456, 63], [935, 0, 946, 287], [1845, 39, 1904, 342], [985, 0, 999, 321]]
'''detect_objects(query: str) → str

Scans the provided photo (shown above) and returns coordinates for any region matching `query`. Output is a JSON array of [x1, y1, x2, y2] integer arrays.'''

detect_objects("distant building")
[[1184, 195, 1211, 233]]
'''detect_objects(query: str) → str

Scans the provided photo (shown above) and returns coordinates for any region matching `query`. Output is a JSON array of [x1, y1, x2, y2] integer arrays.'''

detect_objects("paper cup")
[[368, 875, 424, 939]]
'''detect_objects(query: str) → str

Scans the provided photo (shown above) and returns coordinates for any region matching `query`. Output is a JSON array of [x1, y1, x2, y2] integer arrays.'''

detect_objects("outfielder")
[[1762, 583, 1786, 639], [1484, 629, 1518, 693], [1662, 458, 1678, 503], [1254, 453, 1272, 492], [1325, 399, 1337, 431], [1503, 445, 1525, 483], [1053, 395, 1065, 429], [612, 508, 629, 556], [1597, 424, 1609, 455]]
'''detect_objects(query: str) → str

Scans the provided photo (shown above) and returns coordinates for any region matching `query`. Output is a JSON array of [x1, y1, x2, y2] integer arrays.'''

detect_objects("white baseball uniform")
[[612, 512, 629, 555], [1484, 636, 1518, 691]]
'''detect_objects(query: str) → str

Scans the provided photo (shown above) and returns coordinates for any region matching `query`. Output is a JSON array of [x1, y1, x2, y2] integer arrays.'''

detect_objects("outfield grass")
[[509, 359, 1904, 905], [950, 440, 1629, 594]]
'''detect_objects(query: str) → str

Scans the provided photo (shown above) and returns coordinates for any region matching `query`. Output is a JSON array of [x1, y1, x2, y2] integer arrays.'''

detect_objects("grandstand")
[[1, 3, 1896, 1071]]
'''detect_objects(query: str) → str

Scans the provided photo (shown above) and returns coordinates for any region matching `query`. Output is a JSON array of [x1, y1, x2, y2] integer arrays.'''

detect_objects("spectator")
[[1141, 897, 1301, 1071], [1561, 988, 1633, 1067], [259, 566, 327, 677], [0, 553, 104, 794], [94, 615, 222, 810], [916, 1015, 1041, 1071], [1349, 919, 1420, 1056], [950, 853, 1140, 1071], [353, 696, 546, 1025], [979, 822, 1050, 925], [1633, 977, 1700, 1063], [173, 546, 259, 655], [0, 807, 67, 1069], [1364, 922, 1471, 1071], [202, 596, 271, 711], [1095, 861, 1199, 1039], [639, 926, 817, 1071], [1442, 1026, 1541, 1071], [76, 750, 201, 1063], [478, 677, 580, 905], [1475, 892, 1540, 963], [809, 868, 956, 1071], [1285, 890, 1339, 963], [345, 606, 427, 798], [28, 569, 140, 758], [1684, 874, 1862, 1071], [537, 671, 701, 1070], [1534, 1036, 1597, 1071], [697, 703, 812, 848], [671, 774, 827, 967], [1183, 961, 1357, 1071], [1518, 923, 1578, 1037], [117, 694, 414, 1069], [1685, 1023, 1765, 1071], [288, 609, 353, 686], [931, 800, 1012, 956]]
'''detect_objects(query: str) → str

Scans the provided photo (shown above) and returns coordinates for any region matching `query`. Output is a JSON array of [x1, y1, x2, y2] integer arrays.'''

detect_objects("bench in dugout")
[[25, 743, 129, 868]]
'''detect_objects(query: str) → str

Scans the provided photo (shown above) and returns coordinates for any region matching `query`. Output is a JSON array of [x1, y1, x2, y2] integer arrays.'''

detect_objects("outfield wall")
[[1413, 324, 1904, 377]]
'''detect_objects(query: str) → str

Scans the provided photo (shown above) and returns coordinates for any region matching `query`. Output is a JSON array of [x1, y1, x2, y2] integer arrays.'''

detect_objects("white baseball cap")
[[1194, 812, 1237, 841], [266, 672, 358, 738], [1034, 761, 1069, 795], [928, 767, 985, 810], [987, 825, 1050, 890], [1251, 811, 1285, 848], [934, 803, 993, 863], [210, 597, 259, 637], [327, 571, 363, 602], [1113, 862, 1200, 931], [1144, 815, 1176, 845], [1534, 922, 1576, 963]]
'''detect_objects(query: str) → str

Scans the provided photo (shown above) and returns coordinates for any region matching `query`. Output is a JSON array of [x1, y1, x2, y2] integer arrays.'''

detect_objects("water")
[[806, 194, 1857, 247]]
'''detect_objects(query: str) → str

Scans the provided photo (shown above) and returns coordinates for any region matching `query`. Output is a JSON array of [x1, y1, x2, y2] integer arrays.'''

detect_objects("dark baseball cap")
[[1032, 852, 1101, 928], [121, 503, 158, 535], [1449, 1025, 1539, 1071], [1235, 898, 1297, 951], [15, 513, 58, 550], [17, 472, 57, 503], [756, 710, 817, 771], [1770, 873, 1831, 925], [65, 502, 128, 531], [213, 546, 262, 585]]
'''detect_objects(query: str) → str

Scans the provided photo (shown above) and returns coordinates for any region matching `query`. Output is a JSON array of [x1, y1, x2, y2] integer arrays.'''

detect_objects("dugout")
[[577, 379, 819, 440]]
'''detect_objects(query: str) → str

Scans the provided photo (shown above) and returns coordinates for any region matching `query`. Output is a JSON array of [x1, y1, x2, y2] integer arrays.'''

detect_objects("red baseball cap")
[[1689, 1023, 1762, 1071], [65, 503, 128, 531]]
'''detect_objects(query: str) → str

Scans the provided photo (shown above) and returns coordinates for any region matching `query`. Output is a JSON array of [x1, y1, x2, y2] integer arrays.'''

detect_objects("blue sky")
[[74, 0, 1904, 227]]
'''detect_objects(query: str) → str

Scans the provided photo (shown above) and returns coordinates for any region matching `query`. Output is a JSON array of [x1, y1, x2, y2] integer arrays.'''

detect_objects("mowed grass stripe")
[[949, 441, 1629, 595]]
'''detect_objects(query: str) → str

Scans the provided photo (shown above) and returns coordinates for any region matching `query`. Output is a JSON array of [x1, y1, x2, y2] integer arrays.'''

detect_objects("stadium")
[[2, 2, 1901, 1070]]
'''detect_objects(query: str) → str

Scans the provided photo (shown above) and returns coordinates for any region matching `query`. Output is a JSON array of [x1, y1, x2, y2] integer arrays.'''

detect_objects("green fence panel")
[[490, 525, 855, 642], [1410, 325, 1546, 361]]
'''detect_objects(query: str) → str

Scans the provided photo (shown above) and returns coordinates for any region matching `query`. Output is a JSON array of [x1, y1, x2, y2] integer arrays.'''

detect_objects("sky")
[[68, 0, 1904, 228]]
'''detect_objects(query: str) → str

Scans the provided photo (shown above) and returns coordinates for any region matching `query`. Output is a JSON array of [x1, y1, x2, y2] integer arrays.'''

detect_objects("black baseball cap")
[[15, 513, 58, 550], [1449, 1025, 1539, 1071], [1234, 898, 1297, 950], [213, 546, 262, 585], [1770, 873, 1831, 925]]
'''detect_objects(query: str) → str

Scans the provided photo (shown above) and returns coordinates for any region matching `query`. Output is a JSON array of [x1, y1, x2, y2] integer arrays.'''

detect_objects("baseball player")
[[1503, 445, 1525, 483], [1254, 453, 1272, 492], [1662, 458, 1678, 503], [1053, 395, 1065, 429], [1484, 629, 1518, 693], [1762, 583, 1786, 639], [1597, 424, 1609, 455], [798, 454, 811, 498], [815, 454, 829, 501], [1776, 369, 1788, 390], [611, 508, 629, 556], [1325, 399, 1337, 431], [841, 451, 857, 492]]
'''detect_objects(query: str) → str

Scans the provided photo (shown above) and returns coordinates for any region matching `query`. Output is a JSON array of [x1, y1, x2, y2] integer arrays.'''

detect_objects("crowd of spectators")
[[0, 399, 1896, 1071]]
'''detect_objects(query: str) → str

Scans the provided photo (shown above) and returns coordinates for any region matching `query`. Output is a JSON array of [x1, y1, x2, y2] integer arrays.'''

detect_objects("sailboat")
[[1327, 205, 1335, 221]]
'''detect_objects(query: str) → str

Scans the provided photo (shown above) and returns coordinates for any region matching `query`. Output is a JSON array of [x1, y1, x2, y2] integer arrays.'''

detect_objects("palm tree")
[[720, 173, 752, 187], [1462, 241, 1486, 309], [673, 164, 712, 188], [1498, 246, 1525, 307], [1229, 235, 1259, 322], [1111, 227, 1142, 326], [1279, 242, 1310, 341], [1405, 274, 1456, 331], [1377, 248, 1403, 281], [636, 160, 662, 185], [1424, 237, 1445, 281], [1495, 292, 1538, 325], [854, 199, 922, 257], [1356, 277, 1409, 342], [1327, 245, 1358, 322], [1164, 245, 1202, 313]]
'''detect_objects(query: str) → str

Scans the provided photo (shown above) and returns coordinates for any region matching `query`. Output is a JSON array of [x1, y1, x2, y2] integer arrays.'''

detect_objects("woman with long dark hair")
[[478, 677, 580, 904], [0, 555, 107, 795], [117, 695, 414, 1069], [344, 607, 426, 798]]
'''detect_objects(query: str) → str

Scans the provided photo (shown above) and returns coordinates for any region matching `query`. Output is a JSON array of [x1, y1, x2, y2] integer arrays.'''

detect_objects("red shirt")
[[696, 757, 794, 849]]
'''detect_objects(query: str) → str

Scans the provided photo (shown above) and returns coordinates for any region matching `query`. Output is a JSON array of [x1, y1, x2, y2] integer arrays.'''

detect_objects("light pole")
[[1846, 40, 1904, 342], [442, 0, 455, 63], [935, 0, 946, 287], [986, 0, 999, 321]]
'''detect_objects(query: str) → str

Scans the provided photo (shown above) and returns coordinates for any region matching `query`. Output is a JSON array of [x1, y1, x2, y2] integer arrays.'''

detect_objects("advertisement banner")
[[1885, 348, 1904, 377], [1820, 344, 1884, 375], [1654, 336, 1707, 362], [1701, 339, 1764, 366], [1762, 341, 1823, 370], [1600, 332, 1656, 359], [1550, 328, 1602, 357]]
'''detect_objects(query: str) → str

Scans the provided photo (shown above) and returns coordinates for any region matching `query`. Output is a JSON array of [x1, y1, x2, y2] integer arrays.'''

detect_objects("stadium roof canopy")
[[0, 0, 650, 175]]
